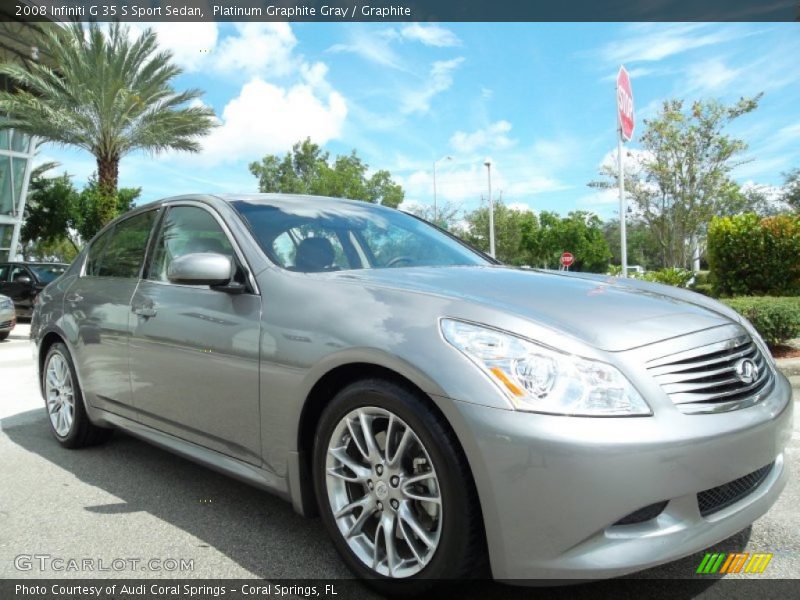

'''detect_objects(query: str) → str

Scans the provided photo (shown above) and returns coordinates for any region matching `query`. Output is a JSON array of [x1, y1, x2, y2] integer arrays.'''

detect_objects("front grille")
[[613, 500, 668, 526], [0, 319, 13, 329], [697, 462, 774, 517], [647, 334, 773, 414]]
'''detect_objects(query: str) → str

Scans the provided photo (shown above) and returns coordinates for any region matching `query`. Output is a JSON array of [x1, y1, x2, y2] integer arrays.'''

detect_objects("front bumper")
[[438, 371, 793, 580]]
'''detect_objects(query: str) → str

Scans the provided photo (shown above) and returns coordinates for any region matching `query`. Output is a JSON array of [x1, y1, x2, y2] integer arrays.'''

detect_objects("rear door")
[[66, 209, 159, 419], [128, 203, 262, 465]]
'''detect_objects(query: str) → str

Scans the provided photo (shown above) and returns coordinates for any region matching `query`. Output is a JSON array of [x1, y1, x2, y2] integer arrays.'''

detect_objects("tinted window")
[[0, 264, 8, 282], [85, 228, 114, 277], [232, 200, 488, 273], [28, 264, 67, 283], [87, 211, 157, 278], [148, 206, 234, 283], [10, 266, 31, 281]]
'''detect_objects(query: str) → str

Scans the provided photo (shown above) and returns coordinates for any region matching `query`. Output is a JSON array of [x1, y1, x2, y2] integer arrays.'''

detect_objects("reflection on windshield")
[[28, 265, 67, 283], [232, 199, 489, 273]]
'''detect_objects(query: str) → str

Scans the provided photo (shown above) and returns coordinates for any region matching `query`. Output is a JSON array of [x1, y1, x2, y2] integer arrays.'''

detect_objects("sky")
[[39, 22, 800, 219]]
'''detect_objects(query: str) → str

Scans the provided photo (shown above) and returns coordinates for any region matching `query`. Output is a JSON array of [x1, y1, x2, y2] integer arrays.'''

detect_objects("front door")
[[128, 204, 262, 465]]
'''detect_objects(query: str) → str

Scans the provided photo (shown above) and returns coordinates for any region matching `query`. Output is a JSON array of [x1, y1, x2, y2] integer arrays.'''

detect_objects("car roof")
[[3, 262, 68, 266], [140, 193, 397, 213]]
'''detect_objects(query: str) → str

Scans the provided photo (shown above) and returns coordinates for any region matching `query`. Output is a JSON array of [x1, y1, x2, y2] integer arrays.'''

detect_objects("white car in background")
[[0, 294, 15, 341]]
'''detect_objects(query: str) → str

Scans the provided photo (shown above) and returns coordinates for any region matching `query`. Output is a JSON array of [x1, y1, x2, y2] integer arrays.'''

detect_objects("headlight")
[[0, 298, 12, 310], [441, 319, 651, 416]]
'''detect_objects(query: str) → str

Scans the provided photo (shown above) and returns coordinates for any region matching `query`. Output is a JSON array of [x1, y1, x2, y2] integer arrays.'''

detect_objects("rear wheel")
[[43, 342, 113, 448], [313, 379, 485, 594]]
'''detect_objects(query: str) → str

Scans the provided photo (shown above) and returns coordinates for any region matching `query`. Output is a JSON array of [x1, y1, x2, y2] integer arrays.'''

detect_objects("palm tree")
[[0, 22, 216, 225]]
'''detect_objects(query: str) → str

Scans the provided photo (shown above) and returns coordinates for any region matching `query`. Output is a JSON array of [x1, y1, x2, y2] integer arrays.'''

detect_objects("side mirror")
[[14, 275, 33, 285], [167, 253, 234, 287]]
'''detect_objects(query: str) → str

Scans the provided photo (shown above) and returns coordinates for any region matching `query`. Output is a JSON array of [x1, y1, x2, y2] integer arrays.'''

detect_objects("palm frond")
[[0, 21, 215, 168]]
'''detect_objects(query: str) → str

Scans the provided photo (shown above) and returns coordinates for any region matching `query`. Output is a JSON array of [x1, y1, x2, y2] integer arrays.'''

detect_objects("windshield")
[[232, 200, 489, 273], [28, 264, 67, 283]]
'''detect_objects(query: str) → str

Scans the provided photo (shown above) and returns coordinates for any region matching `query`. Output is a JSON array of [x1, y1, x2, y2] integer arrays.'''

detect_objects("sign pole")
[[618, 127, 627, 278], [615, 65, 634, 279]]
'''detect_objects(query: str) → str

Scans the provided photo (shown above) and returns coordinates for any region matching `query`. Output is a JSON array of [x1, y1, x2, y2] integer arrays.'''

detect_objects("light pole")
[[432, 155, 451, 224], [484, 158, 495, 258]]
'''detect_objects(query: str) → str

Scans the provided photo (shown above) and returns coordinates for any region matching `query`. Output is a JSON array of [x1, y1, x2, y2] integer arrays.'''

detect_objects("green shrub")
[[642, 267, 693, 287], [691, 283, 717, 298], [692, 270, 711, 286], [722, 296, 800, 346], [707, 213, 800, 297]]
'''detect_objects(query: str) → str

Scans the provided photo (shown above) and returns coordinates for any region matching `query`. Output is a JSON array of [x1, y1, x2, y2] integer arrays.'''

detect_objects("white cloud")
[[686, 58, 740, 92], [145, 23, 219, 72], [328, 29, 405, 71], [187, 76, 347, 165], [395, 24, 461, 47], [450, 121, 516, 154], [401, 57, 464, 114], [600, 24, 738, 64], [508, 202, 533, 212], [211, 23, 298, 77]]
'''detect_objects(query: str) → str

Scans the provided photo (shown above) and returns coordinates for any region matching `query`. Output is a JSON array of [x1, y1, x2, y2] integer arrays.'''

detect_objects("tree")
[[0, 22, 215, 227], [461, 201, 538, 265], [783, 168, 800, 212], [602, 220, 662, 269], [402, 200, 462, 230], [249, 138, 405, 208], [22, 167, 140, 260], [534, 211, 611, 272], [590, 96, 760, 268]]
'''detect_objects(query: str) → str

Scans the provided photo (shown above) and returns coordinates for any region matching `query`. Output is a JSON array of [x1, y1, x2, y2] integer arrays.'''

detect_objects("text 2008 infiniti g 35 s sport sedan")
[[31, 194, 791, 591]]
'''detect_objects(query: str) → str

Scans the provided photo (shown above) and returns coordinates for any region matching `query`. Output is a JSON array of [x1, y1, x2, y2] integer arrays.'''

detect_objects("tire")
[[0, 331, 9, 341], [42, 342, 113, 448], [313, 379, 486, 595]]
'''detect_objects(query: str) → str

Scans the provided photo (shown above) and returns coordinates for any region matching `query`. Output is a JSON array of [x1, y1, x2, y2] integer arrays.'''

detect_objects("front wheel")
[[313, 379, 485, 593]]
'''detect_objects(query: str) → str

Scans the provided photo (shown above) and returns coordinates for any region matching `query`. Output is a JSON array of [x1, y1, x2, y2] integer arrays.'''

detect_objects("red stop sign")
[[616, 66, 635, 141], [560, 252, 574, 267]]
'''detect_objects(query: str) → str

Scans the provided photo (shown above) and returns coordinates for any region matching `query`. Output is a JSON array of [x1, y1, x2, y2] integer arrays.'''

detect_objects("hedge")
[[707, 213, 800, 297], [722, 296, 800, 346]]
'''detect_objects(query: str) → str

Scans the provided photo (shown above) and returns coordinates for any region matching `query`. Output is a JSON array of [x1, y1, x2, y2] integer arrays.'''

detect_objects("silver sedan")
[[31, 194, 792, 593]]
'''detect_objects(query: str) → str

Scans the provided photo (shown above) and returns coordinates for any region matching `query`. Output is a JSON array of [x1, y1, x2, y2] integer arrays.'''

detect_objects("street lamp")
[[432, 155, 452, 224], [484, 158, 495, 258]]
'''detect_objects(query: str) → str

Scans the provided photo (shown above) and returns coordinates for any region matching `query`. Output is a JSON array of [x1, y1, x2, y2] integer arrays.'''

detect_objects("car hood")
[[332, 266, 737, 352]]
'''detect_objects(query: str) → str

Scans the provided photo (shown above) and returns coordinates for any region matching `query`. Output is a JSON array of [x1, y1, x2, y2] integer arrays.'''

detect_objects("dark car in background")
[[0, 262, 68, 317]]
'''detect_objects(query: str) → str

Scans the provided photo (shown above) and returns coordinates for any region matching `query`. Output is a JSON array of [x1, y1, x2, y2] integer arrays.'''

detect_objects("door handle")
[[66, 293, 83, 303], [132, 304, 157, 318]]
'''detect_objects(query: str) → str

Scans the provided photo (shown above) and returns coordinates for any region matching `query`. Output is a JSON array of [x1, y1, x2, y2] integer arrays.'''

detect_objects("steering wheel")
[[385, 256, 414, 268]]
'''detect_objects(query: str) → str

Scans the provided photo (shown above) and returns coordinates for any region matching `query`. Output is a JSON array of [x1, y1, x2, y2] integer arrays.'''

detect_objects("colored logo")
[[734, 358, 759, 384], [696, 552, 773, 574]]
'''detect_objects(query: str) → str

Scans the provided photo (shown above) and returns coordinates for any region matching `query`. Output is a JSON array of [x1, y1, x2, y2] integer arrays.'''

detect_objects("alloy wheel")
[[45, 353, 75, 437], [325, 406, 443, 578]]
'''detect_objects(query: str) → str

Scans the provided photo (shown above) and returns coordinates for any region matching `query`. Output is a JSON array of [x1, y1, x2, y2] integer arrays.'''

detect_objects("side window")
[[148, 206, 234, 283], [0, 264, 8, 281], [11, 266, 31, 282], [88, 211, 157, 279], [85, 228, 114, 277]]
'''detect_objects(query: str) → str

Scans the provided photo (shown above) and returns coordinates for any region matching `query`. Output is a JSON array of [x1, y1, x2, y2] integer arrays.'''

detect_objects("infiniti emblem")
[[734, 358, 759, 384]]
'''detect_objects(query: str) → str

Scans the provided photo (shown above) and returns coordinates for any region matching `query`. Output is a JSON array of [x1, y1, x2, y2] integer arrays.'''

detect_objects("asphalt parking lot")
[[1, 322, 798, 598]]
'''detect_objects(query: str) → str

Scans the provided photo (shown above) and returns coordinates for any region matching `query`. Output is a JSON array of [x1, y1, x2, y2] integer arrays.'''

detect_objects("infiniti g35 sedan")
[[31, 194, 792, 591]]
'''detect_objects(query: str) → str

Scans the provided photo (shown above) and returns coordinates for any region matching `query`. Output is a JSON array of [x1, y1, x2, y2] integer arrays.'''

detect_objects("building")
[[0, 9, 51, 261]]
